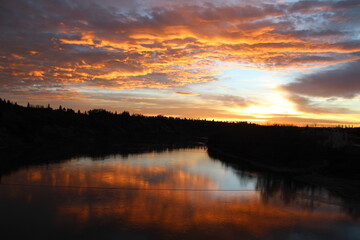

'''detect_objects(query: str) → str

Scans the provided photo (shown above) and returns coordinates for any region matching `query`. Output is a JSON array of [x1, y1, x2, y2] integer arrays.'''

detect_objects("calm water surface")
[[0, 148, 359, 239]]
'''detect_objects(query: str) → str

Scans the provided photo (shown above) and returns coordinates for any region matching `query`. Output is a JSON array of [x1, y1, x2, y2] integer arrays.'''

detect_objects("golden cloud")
[[175, 92, 200, 96]]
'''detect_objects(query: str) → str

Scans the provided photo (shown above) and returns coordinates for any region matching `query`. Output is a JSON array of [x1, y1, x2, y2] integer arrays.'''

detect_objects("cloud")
[[175, 92, 200, 96], [133, 107, 255, 120], [0, 87, 86, 102], [266, 116, 354, 126], [282, 61, 360, 98], [0, 0, 359, 100], [287, 94, 352, 114], [200, 94, 253, 108]]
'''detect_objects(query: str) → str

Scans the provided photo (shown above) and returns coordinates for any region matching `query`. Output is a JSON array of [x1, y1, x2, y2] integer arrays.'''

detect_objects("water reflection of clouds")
[[1, 183, 353, 239], [0, 148, 358, 239], [76, 148, 252, 191]]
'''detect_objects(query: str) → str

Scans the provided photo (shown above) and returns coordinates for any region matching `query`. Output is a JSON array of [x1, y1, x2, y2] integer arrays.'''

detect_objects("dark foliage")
[[0, 98, 238, 150]]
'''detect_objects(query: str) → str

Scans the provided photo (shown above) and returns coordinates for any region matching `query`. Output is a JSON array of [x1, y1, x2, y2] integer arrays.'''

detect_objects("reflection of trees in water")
[[230, 164, 323, 208], [256, 173, 305, 204], [208, 149, 360, 219], [341, 198, 360, 220], [256, 173, 360, 220], [0, 143, 204, 177], [254, 172, 334, 212]]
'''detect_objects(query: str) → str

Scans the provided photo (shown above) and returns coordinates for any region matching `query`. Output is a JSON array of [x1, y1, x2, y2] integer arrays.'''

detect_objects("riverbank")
[[0, 137, 204, 177], [207, 144, 360, 210], [207, 125, 360, 177]]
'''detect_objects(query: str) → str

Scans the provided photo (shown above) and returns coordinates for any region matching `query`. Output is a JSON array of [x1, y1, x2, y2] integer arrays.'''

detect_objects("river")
[[0, 147, 359, 239]]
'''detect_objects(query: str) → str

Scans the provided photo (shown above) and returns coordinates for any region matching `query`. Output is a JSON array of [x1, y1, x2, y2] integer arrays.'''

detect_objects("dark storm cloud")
[[287, 94, 352, 114], [283, 61, 360, 98], [289, 0, 360, 12]]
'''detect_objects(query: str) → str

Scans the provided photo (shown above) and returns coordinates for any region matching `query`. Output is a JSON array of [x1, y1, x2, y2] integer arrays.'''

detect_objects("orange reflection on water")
[[1, 150, 356, 238], [53, 188, 346, 237]]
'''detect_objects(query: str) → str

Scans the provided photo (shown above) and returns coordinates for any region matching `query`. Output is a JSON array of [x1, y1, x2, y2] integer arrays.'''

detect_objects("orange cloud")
[[95, 69, 153, 79], [29, 70, 45, 77], [175, 92, 200, 96]]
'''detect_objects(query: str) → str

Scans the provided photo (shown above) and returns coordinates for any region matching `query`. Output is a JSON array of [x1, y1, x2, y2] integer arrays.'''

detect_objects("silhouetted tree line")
[[0, 98, 244, 150], [207, 123, 360, 178]]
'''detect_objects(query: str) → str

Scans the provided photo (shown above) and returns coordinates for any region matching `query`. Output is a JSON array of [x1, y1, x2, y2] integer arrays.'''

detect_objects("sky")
[[1, 0, 360, 126]]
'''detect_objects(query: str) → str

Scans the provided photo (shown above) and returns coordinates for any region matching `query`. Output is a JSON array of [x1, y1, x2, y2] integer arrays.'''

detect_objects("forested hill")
[[0, 98, 242, 149]]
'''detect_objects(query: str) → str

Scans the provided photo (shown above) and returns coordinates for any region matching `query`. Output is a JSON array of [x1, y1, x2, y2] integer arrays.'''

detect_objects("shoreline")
[[0, 139, 204, 177], [208, 146, 360, 202]]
